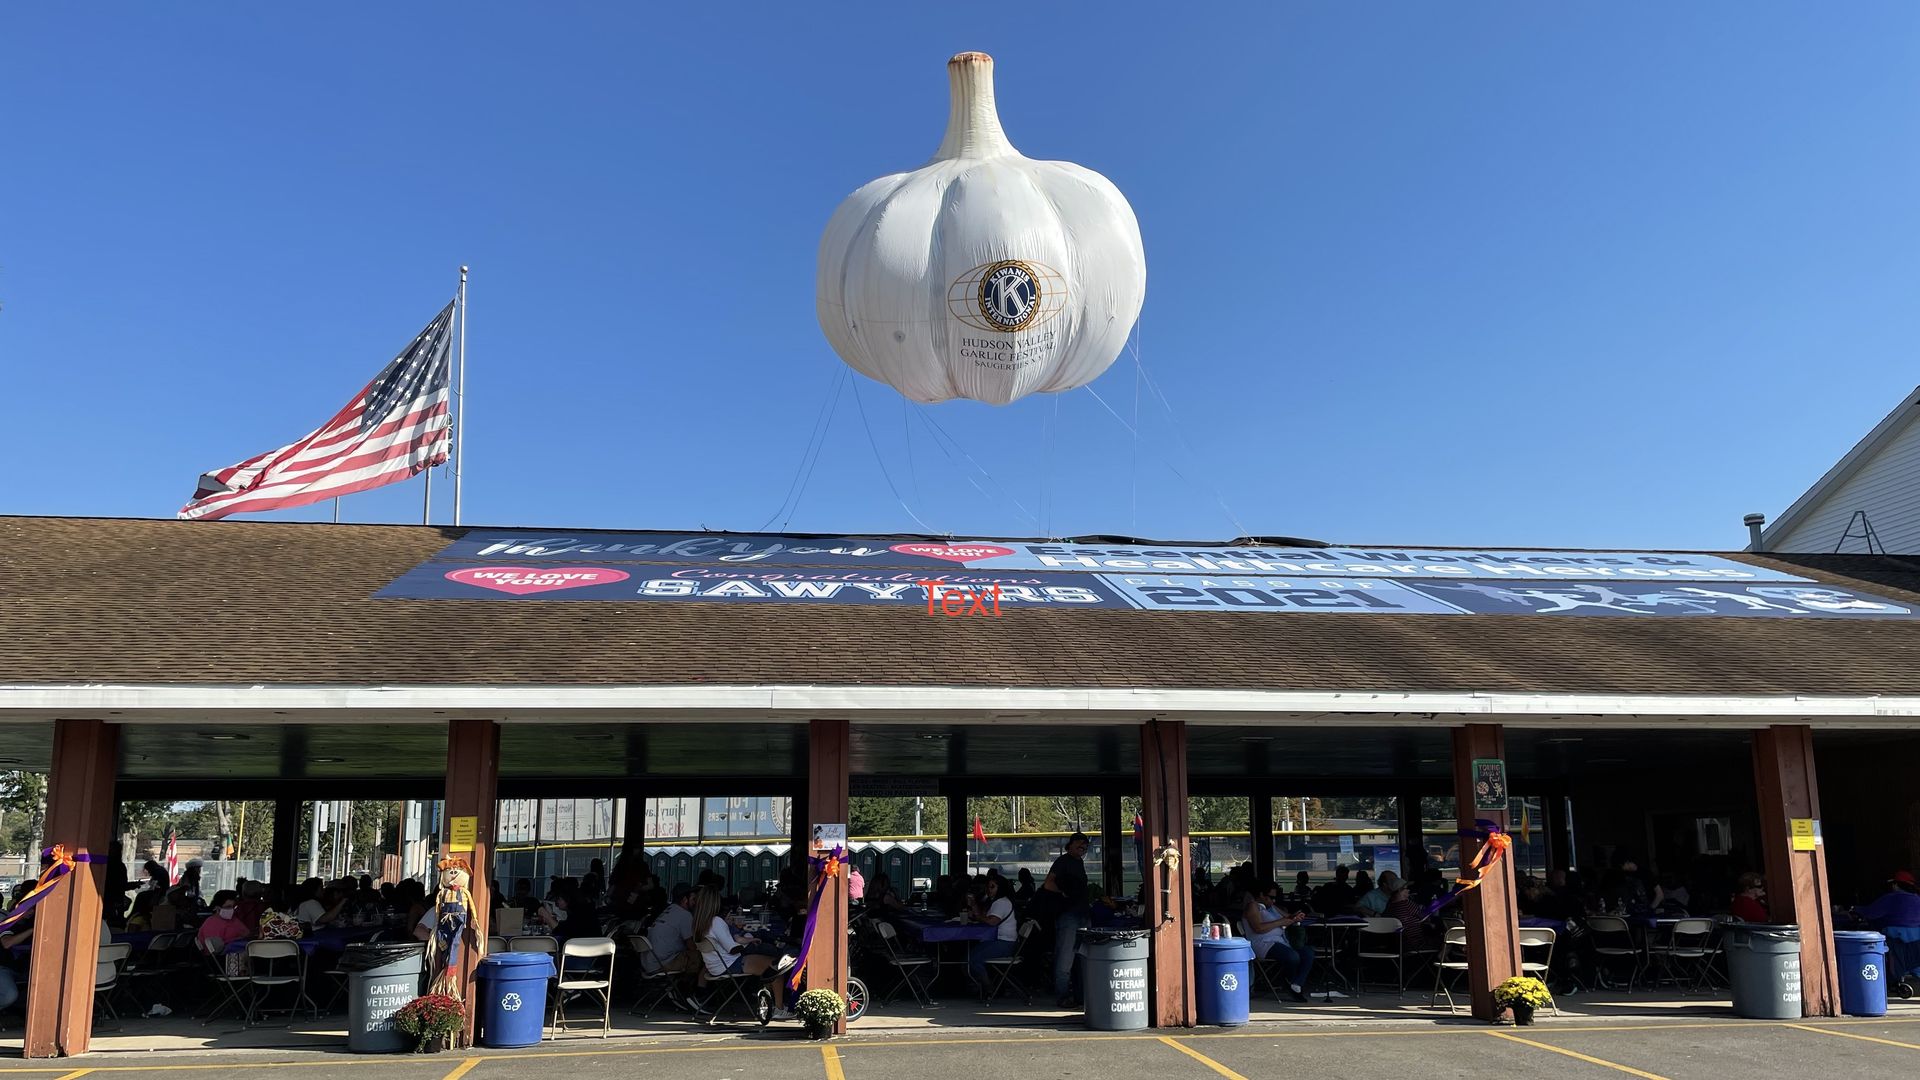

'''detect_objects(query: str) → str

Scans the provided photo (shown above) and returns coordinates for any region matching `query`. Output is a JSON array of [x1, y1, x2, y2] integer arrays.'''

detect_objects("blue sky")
[[4, 4, 1917, 549]]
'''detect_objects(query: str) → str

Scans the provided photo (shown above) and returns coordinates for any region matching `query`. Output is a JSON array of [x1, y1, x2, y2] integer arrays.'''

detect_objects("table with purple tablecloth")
[[894, 914, 995, 944]]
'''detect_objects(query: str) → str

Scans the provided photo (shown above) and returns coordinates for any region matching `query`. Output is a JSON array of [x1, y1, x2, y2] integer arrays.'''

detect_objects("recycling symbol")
[[1863, 966, 1880, 982], [502, 992, 523, 1012], [1220, 973, 1239, 991]]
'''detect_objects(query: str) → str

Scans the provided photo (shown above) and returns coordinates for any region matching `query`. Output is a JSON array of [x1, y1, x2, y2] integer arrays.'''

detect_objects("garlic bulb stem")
[[933, 51, 1016, 161]]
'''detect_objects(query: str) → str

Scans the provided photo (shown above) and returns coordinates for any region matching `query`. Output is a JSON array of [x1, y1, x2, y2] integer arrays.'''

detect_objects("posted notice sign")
[[1472, 760, 1509, 812], [447, 815, 478, 853]]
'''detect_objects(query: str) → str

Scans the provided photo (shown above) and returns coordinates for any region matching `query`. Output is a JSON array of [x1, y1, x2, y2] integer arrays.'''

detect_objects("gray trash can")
[[341, 942, 427, 1052], [1079, 928, 1151, 1031], [1727, 923, 1802, 1019]]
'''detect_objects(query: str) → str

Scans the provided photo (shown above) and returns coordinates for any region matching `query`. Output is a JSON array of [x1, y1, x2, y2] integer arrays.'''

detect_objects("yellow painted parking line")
[[1156, 1036, 1249, 1080], [53, 1071, 94, 1080], [440, 1059, 484, 1080], [4, 1015, 1918, 1072], [1789, 1022, 1920, 1050], [1487, 1031, 1671, 1079], [821, 1045, 847, 1080]]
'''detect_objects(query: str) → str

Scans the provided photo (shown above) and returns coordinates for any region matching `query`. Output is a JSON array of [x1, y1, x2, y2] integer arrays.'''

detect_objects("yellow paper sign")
[[1790, 818, 1819, 852], [448, 815, 478, 853]]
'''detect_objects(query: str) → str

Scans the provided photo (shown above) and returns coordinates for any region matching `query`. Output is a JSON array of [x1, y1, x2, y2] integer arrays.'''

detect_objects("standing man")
[[1043, 831, 1092, 1008]]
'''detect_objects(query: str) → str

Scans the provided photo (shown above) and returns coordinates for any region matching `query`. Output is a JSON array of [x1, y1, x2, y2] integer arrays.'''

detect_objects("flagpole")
[[453, 265, 468, 527], [423, 461, 433, 526], [332, 497, 340, 524]]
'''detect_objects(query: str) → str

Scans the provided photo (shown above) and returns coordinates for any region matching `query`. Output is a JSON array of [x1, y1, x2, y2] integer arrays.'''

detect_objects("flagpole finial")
[[459, 265, 469, 278]]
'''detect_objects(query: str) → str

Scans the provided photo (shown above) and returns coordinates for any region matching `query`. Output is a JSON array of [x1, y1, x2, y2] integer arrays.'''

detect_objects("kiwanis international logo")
[[948, 258, 1066, 333], [978, 259, 1040, 331]]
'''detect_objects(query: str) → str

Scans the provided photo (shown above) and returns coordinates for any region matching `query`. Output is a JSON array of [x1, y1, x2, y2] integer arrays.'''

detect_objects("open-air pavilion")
[[4, 516, 1920, 1057]]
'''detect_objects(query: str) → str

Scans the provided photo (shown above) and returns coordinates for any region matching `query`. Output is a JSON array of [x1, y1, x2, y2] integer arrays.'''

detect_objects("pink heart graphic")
[[444, 566, 630, 596], [890, 542, 1016, 564]]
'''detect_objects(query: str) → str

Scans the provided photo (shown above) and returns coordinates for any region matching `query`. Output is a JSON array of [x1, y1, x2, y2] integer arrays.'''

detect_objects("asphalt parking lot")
[[2, 1017, 1917, 1080]]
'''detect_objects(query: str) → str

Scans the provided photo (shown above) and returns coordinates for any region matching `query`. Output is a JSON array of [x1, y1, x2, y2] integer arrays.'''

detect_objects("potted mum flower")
[[393, 993, 466, 1053], [1492, 976, 1553, 1026], [793, 988, 846, 1040]]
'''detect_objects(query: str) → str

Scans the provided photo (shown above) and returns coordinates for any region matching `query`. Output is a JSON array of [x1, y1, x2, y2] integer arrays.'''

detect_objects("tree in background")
[[0, 772, 46, 857]]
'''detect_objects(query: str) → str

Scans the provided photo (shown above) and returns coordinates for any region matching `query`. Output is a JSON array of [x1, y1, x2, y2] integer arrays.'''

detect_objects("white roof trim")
[[1759, 384, 1920, 551], [2, 682, 1919, 727]]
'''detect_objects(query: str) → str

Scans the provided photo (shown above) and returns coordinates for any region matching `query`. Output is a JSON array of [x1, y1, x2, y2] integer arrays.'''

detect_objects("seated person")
[[538, 882, 603, 949], [1858, 870, 1920, 929], [1357, 872, 1397, 916], [1288, 871, 1313, 903], [509, 878, 540, 914], [1383, 880, 1431, 952], [295, 881, 346, 927], [1730, 873, 1770, 923], [866, 873, 906, 912], [965, 875, 1019, 996], [1312, 865, 1357, 916], [644, 883, 703, 1009], [197, 891, 251, 952], [695, 885, 791, 1019], [1242, 880, 1314, 1001]]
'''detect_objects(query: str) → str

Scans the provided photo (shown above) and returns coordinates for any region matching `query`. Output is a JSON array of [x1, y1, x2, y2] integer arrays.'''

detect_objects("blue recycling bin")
[[1194, 937, 1253, 1026], [1835, 930, 1889, 1017], [476, 952, 554, 1048]]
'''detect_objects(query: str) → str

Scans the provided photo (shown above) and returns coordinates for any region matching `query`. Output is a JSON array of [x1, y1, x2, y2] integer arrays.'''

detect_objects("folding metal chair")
[[1649, 918, 1715, 992], [94, 942, 133, 1020], [693, 940, 760, 1025], [1518, 927, 1559, 1015], [1356, 918, 1406, 993], [242, 939, 307, 1024], [510, 935, 560, 956], [626, 935, 679, 1017], [198, 938, 254, 1025], [1585, 916, 1644, 991], [875, 921, 937, 1007], [1431, 927, 1469, 1012], [114, 933, 173, 1015], [982, 919, 1037, 1005], [550, 936, 616, 1039], [487, 936, 509, 956]]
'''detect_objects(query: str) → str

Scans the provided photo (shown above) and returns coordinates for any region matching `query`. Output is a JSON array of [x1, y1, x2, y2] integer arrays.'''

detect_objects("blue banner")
[[374, 561, 1916, 619], [1395, 579, 1916, 619], [434, 530, 1809, 582], [1100, 575, 1465, 615], [375, 563, 1126, 608]]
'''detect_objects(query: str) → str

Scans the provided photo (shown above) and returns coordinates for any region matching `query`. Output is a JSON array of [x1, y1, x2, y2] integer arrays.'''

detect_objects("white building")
[[1756, 385, 1920, 555]]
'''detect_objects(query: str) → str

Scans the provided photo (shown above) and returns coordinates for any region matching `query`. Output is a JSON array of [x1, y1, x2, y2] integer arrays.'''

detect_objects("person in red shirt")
[[1730, 872, 1770, 922]]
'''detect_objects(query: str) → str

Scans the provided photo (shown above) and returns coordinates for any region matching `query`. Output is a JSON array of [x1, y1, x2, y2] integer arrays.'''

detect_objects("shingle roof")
[[5, 516, 1920, 697]]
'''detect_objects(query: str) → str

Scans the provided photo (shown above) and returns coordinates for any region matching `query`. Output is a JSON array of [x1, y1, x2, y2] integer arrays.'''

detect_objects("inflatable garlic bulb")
[[817, 52, 1147, 406]]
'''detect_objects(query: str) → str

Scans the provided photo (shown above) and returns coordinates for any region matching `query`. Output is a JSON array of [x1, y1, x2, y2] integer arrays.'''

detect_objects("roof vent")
[[1743, 513, 1766, 552]]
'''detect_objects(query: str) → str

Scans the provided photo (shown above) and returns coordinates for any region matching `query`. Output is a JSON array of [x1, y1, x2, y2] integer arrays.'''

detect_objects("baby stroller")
[[1884, 925, 1920, 999]]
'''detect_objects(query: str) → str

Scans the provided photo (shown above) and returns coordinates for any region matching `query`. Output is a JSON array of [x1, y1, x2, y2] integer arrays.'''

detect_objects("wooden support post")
[[1101, 790, 1125, 899], [1396, 787, 1425, 883], [1140, 720, 1195, 1028], [270, 797, 300, 887], [946, 786, 969, 880], [24, 719, 118, 1058], [443, 719, 499, 1044], [1249, 793, 1274, 886], [806, 720, 851, 1033], [1452, 724, 1520, 1022], [620, 794, 646, 856], [1754, 725, 1839, 1017]]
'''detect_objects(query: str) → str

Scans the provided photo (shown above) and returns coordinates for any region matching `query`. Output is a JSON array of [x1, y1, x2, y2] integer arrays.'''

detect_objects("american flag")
[[164, 828, 178, 885], [178, 301, 455, 520]]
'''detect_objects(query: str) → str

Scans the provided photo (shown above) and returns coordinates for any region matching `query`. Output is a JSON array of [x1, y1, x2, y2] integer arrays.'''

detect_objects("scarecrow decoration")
[[425, 857, 477, 1020]]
